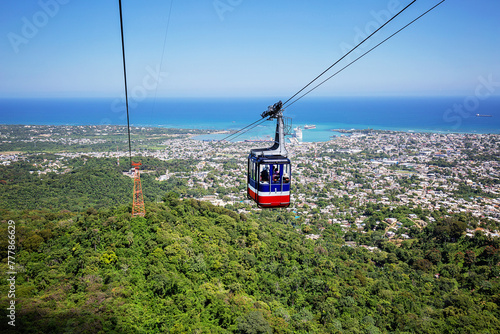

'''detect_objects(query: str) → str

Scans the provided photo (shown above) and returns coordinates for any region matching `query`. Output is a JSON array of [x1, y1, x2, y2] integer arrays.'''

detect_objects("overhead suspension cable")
[[282, 0, 416, 108], [118, 0, 132, 168], [285, 0, 447, 108], [222, 1, 417, 142], [220, 117, 268, 142], [221, 0, 444, 142], [220, 100, 282, 141], [221, 117, 269, 142]]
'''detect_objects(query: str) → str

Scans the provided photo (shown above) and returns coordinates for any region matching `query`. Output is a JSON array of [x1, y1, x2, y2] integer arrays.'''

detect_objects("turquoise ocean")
[[1, 97, 499, 142]]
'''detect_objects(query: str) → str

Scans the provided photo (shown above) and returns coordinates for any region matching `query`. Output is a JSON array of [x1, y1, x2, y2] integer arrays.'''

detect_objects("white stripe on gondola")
[[248, 184, 290, 197]]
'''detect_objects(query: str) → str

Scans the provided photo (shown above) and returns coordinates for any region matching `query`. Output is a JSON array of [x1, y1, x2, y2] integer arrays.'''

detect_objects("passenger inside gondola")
[[260, 166, 269, 182], [272, 166, 280, 183]]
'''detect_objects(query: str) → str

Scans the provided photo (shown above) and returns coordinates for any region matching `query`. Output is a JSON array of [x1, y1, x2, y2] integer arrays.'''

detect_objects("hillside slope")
[[1, 196, 500, 333]]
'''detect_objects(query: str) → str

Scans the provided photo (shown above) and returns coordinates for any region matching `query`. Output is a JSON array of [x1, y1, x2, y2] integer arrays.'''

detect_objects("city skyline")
[[1, 0, 499, 99]]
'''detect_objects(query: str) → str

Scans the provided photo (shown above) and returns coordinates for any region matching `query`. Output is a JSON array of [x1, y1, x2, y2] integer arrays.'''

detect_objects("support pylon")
[[131, 161, 145, 217]]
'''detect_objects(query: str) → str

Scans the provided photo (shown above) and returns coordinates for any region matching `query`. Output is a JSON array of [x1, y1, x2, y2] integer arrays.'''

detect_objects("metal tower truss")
[[132, 161, 145, 217]]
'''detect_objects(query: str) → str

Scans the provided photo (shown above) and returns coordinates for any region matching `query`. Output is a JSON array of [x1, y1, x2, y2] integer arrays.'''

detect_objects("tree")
[[426, 248, 442, 264], [413, 258, 433, 272], [237, 311, 272, 334], [23, 234, 44, 252], [434, 218, 467, 242]]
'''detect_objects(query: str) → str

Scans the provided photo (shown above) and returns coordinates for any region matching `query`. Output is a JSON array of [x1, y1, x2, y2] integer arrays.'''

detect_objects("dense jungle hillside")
[[0, 156, 206, 212], [1, 194, 500, 333]]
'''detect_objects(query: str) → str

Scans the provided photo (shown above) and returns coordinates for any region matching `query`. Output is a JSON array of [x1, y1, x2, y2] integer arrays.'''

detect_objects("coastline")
[[2, 123, 499, 148], [1, 96, 499, 139]]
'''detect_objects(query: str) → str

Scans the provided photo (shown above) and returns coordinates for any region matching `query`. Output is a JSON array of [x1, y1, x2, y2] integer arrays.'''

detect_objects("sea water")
[[1, 96, 499, 142]]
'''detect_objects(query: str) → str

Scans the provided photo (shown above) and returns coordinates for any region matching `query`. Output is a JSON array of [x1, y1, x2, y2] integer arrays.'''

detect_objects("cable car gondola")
[[247, 101, 291, 208], [235, 1, 445, 208]]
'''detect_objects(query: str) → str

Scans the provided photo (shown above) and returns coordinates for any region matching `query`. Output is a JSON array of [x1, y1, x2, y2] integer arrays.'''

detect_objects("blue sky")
[[0, 0, 499, 98]]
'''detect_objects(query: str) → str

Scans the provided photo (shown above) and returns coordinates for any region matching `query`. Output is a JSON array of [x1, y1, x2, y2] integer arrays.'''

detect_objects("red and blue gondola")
[[246, 101, 291, 208], [247, 154, 291, 208]]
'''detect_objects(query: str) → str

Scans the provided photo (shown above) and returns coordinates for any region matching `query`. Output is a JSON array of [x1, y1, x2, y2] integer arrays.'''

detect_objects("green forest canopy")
[[1, 196, 500, 333]]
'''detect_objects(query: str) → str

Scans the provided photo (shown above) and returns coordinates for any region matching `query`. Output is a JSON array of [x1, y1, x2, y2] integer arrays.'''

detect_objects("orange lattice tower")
[[131, 161, 145, 217]]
